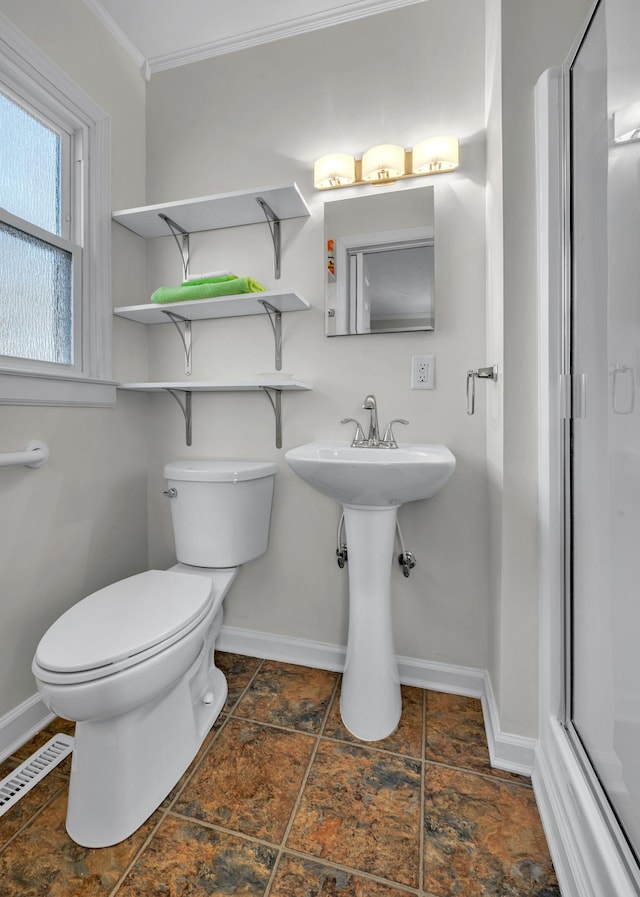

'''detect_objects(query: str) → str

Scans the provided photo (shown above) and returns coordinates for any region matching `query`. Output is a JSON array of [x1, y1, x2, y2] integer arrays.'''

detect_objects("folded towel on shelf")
[[181, 274, 238, 287], [184, 270, 234, 283], [151, 276, 267, 305]]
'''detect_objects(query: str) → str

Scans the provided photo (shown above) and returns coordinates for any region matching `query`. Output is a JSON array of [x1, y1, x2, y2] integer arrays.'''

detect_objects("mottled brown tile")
[[0, 772, 67, 851], [235, 661, 338, 732], [324, 684, 423, 758], [287, 739, 421, 888], [215, 651, 263, 711], [270, 853, 414, 896], [174, 718, 315, 843], [0, 754, 19, 779], [117, 814, 277, 897], [0, 789, 160, 896], [425, 691, 528, 783], [423, 764, 560, 897]]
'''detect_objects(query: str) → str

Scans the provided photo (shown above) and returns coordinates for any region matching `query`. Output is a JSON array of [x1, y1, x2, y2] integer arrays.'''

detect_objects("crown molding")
[[81, 0, 150, 80], [83, 0, 425, 78]]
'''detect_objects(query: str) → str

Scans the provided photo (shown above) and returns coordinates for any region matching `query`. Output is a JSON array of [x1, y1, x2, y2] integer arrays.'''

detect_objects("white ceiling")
[[82, 0, 425, 78]]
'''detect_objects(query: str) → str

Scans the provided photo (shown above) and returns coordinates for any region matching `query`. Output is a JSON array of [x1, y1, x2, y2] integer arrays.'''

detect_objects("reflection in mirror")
[[324, 186, 435, 336]]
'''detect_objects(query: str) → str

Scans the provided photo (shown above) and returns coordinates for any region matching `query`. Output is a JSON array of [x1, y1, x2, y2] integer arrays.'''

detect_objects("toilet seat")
[[33, 570, 214, 685]]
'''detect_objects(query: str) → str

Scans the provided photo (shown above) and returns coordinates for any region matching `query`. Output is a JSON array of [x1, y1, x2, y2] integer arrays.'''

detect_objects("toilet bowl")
[[32, 459, 276, 848]]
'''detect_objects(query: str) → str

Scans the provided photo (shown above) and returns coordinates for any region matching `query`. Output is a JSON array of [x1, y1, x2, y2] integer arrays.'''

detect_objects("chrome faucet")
[[362, 395, 380, 446], [341, 395, 409, 448]]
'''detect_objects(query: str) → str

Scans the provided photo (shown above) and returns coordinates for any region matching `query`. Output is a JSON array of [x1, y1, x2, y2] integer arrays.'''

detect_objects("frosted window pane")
[[0, 93, 61, 235], [0, 221, 73, 364]]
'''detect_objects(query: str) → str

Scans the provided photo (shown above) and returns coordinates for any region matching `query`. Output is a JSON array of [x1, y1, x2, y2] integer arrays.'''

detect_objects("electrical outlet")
[[411, 354, 435, 389]]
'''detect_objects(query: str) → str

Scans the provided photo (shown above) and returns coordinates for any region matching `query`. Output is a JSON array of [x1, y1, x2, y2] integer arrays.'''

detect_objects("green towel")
[[151, 276, 266, 304], [181, 274, 238, 286]]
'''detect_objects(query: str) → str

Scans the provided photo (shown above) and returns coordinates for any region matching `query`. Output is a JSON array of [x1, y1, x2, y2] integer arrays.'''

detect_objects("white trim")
[[83, 0, 428, 76], [534, 719, 640, 897], [80, 0, 148, 78], [0, 12, 112, 402], [1, 629, 534, 776], [217, 625, 346, 672], [482, 672, 537, 776], [535, 62, 640, 897], [218, 624, 534, 775], [0, 370, 116, 406], [0, 694, 54, 764]]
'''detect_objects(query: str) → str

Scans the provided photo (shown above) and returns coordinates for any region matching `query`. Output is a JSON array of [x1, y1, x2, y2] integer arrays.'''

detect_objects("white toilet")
[[32, 459, 277, 848]]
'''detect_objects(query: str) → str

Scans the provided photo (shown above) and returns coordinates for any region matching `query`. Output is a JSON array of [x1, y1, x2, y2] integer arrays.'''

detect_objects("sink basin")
[[285, 440, 455, 508]]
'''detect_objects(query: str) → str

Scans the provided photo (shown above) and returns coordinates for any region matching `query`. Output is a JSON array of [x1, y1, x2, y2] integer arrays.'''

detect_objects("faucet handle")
[[381, 418, 409, 448], [341, 417, 366, 446]]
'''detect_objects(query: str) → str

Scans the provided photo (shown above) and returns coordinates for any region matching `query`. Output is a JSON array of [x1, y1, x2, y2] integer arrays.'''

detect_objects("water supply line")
[[336, 513, 348, 568], [396, 519, 416, 578], [335, 514, 415, 577]]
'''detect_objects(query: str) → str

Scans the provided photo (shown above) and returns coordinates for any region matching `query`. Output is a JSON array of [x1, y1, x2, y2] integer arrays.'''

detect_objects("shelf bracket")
[[257, 299, 282, 371], [260, 387, 283, 449], [159, 213, 190, 280], [256, 197, 281, 280], [166, 388, 192, 446], [161, 310, 192, 375]]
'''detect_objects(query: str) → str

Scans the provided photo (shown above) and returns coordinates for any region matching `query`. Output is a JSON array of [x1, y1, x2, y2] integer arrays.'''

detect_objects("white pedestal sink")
[[285, 440, 455, 741]]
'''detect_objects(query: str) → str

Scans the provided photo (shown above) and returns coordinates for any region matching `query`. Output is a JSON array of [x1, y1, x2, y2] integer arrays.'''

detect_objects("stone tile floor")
[[0, 652, 560, 896]]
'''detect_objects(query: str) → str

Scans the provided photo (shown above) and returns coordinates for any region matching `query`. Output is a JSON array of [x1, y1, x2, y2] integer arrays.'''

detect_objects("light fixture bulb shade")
[[412, 136, 459, 173], [314, 153, 356, 189], [361, 144, 405, 181]]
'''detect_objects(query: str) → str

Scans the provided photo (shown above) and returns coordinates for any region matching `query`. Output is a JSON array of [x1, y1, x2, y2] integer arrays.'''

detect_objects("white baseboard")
[[218, 624, 535, 775], [217, 625, 347, 672], [1, 628, 536, 777], [0, 693, 54, 764], [482, 671, 537, 776]]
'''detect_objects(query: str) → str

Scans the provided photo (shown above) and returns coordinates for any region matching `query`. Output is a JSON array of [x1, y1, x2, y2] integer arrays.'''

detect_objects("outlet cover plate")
[[411, 354, 435, 389]]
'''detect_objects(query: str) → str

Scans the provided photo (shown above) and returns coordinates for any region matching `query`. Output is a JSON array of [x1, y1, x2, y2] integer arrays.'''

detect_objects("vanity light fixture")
[[361, 144, 406, 181], [313, 152, 357, 188], [313, 136, 459, 190]]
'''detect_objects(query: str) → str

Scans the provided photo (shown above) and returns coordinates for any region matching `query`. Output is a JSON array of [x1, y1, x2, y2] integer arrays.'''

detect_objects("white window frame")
[[0, 13, 115, 406]]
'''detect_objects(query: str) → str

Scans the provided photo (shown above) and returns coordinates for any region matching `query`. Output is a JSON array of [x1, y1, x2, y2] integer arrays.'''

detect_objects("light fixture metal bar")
[[260, 386, 282, 448], [255, 197, 281, 280], [161, 310, 192, 375], [159, 213, 190, 280], [165, 388, 193, 446], [257, 299, 282, 371]]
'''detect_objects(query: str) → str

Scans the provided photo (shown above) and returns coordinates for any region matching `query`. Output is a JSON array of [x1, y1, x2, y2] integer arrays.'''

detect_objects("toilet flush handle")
[[162, 488, 177, 498]]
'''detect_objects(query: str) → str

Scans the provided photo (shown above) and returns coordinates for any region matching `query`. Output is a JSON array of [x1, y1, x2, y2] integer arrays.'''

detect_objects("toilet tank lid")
[[164, 459, 277, 483], [34, 570, 213, 674]]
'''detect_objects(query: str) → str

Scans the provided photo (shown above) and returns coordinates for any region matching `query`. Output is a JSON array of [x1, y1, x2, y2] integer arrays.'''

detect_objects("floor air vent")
[[0, 734, 74, 818]]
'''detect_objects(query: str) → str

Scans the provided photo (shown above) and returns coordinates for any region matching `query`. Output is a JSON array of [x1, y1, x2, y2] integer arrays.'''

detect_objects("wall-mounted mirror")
[[324, 186, 435, 336]]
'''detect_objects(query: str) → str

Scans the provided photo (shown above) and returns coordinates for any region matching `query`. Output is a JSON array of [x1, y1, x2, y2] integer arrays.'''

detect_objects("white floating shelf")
[[112, 183, 310, 239], [117, 380, 312, 449], [113, 290, 310, 324], [117, 380, 311, 392]]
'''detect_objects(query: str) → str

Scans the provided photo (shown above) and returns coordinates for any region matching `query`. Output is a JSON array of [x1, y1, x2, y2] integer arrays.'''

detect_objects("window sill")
[[0, 370, 117, 407]]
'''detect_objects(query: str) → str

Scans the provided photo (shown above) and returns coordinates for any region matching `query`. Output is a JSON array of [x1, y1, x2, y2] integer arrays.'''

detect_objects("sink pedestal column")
[[340, 505, 401, 741]]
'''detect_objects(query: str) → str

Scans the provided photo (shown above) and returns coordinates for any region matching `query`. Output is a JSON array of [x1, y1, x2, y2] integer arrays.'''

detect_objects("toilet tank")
[[163, 460, 277, 568]]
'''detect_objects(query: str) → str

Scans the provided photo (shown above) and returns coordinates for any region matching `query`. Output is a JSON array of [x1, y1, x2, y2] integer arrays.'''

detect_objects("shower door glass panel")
[[570, 0, 640, 860]]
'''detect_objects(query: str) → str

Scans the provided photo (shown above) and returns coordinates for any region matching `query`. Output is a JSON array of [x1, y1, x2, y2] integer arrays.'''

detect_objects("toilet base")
[[65, 642, 227, 848]]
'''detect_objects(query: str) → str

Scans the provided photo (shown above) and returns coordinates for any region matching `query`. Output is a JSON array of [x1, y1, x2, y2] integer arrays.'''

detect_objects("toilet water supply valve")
[[336, 514, 415, 577]]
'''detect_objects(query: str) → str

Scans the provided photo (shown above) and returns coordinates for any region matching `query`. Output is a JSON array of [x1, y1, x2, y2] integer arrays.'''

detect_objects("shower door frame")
[[534, 2, 640, 895]]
